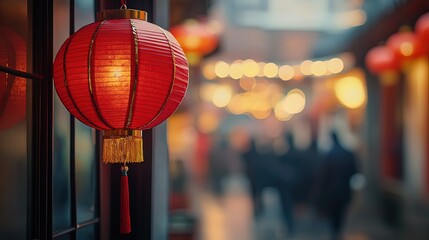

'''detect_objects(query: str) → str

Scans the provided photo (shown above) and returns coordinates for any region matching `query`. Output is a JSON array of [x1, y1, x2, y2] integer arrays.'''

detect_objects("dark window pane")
[[77, 224, 96, 240], [0, 0, 30, 72], [52, 0, 72, 232], [0, 94, 30, 240], [76, 120, 97, 222], [53, 92, 72, 231]]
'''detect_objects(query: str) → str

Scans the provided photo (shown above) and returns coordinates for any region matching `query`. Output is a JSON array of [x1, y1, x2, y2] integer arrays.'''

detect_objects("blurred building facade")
[[167, 0, 429, 239]]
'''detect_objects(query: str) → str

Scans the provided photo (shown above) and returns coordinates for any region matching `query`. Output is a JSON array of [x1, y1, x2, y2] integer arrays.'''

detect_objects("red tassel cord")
[[120, 165, 131, 234]]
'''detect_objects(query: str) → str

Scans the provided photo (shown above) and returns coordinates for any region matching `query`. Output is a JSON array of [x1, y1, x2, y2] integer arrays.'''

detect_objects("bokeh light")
[[200, 83, 217, 102], [214, 61, 229, 78], [278, 65, 294, 81], [334, 76, 366, 109], [242, 59, 259, 77], [202, 62, 216, 80], [227, 94, 248, 115], [229, 60, 244, 79], [239, 77, 256, 90], [263, 62, 279, 78], [311, 61, 327, 76], [300, 60, 313, 76], [212, 85, 233, 107], [274, 99, 294, 121], [284, 88, 306, 114], [327, 57, 344, 74]]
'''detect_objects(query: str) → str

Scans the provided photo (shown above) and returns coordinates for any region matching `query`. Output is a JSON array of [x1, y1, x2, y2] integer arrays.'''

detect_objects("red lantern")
[[53, 9, 189, 234], [365, 46, 398, 74], [415, 13, 429, 54], [386, 32, 424, 64], [0, 27, 26, 130], [170, 19, 219, 65]]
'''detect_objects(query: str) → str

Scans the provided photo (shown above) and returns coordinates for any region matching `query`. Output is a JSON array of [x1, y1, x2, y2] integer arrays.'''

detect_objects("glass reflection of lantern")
[[0, 27, 26, 130], [53, 8, 189, 234], [170, 19, 220, 66], [365, 46, 399, 86]]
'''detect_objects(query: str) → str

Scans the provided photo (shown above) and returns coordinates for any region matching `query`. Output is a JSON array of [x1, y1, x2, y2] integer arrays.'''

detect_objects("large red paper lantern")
[[53, 8, 188, 234]]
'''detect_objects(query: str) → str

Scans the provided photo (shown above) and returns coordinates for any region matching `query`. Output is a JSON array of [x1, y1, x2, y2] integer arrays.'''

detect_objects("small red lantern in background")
[[415, 13, 429, 54], [53, 8, 189, 234], [365, 46, 398, 74], [365, 46, 399, 86], [0, 27, 26, 130], [386, 32, 424, 66], [170, 19, 220, 66]]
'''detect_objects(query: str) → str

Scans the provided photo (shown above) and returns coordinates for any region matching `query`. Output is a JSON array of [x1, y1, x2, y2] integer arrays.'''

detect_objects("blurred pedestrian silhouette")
[[316, 132, 358, 240], [241, 138, 266, 218], [278, 133, 303, 236], [208, 134, 243, 196]]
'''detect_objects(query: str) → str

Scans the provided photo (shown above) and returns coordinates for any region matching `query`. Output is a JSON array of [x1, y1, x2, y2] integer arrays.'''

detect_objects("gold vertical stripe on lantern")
[[103, 129, 144, 163], [143, 27, 177, 128], [125, 19, 140, 129]]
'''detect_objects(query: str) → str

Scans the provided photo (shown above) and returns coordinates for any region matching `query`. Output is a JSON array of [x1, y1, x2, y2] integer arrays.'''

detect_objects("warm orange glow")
[[270, 93, 285, 107], [202, 62, 216, 80], [227, 94, 248, 115], [239, 77, 256, 90], [251, 109, 271, 119], [197, 111, 220, 134], [334, 76, 366, 109], [399, 41, 414, 57]]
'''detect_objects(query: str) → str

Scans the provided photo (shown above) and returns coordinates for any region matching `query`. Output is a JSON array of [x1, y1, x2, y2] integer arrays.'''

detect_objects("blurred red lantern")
[[386, 32, 424, 64], [365, 46, 398, 74], [170, 19, 220, 65], [53, 8, 188, 234], [0, 27, 26, 130], [415, 13, 429, 54]]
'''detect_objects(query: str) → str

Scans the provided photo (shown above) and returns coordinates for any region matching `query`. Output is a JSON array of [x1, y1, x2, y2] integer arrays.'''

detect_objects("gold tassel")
[[103, 130, 144, 163]]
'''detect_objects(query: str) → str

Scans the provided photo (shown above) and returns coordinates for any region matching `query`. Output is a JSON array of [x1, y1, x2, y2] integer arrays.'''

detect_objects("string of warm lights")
[[198, 53, 363, 123], [202, 55, 351, 81]]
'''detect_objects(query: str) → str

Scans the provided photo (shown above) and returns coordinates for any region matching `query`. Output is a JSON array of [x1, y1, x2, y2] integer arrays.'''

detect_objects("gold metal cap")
[[96, 9, 147, 21], [103, 129, 142, 137]]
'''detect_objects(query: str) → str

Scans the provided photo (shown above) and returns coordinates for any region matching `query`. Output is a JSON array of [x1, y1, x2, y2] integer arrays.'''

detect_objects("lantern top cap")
[[96, 9, 147, 21]]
